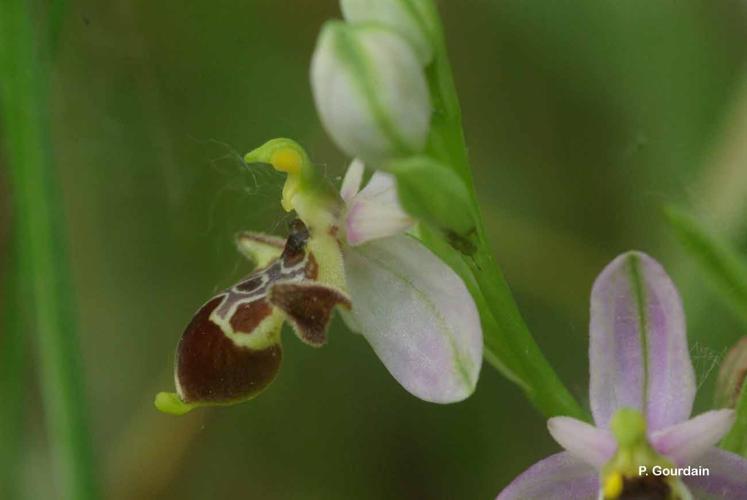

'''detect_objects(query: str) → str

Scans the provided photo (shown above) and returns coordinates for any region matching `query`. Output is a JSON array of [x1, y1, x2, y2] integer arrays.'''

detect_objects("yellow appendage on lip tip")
[[155, 391, 195, 415], [603, 472, 623, 499]]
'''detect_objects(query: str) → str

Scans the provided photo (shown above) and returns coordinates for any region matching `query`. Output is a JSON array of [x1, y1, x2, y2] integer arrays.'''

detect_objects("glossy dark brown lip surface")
[[176, 296, 282, 404], [173, 219, 346, 405]]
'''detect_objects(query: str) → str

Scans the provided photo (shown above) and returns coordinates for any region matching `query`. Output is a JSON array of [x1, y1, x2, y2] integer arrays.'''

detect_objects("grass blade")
[[0, 2, 98, 499], [0, 225, 27, 500], [665, 206, 747, 328]]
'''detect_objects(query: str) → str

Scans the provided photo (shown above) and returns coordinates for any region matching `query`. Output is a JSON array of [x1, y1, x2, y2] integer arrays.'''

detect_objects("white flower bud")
[[340, 0, 437, 65], [310, 21, 431, 166]]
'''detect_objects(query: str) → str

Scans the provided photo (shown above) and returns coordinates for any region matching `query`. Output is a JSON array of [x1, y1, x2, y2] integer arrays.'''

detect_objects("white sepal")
[[311, 21, 431, 166], [340, 0, 437, 65]]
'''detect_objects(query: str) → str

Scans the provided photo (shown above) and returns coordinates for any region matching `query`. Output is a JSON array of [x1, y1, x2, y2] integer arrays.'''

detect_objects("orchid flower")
[[155, 139, 482, 415], [497, 252, 747, 499]]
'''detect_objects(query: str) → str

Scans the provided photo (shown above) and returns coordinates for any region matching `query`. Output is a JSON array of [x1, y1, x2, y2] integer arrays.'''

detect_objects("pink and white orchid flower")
[[155, 139, 482, 415], [498, 252, 747, 499], [339, 158, 483, 403]]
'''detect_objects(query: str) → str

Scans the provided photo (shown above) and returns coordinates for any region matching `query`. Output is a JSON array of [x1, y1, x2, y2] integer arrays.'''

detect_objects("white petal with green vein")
[[342, 234, 482, 403]]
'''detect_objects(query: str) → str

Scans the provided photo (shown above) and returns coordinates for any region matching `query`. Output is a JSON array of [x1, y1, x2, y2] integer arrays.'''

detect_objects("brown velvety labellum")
[[176, 296, 281, 404], [229, 299, 273, 332], [270, 282, 351, 346]]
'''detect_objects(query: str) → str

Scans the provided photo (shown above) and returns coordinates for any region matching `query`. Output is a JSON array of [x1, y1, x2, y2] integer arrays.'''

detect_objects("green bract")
[[386, 155, 477, 251]]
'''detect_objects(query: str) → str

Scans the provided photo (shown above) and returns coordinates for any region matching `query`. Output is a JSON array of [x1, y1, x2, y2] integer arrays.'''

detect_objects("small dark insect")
[[445, 227, 477, 257]]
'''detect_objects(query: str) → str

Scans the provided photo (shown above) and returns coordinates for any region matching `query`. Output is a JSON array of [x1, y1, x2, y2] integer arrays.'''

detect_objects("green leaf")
[[0, 2, 99, 499], [665, 206, 747, 327], [722, 382, 747, 458], [387, 155, 478, 252]]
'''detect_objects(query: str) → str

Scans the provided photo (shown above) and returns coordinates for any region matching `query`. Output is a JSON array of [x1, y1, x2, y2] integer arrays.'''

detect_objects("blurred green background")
[[2, 0, 747, 498]]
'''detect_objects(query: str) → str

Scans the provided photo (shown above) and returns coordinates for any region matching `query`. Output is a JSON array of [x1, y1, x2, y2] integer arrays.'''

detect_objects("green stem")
[[0, 3, 99, 499], [424, 25, 585, 419], [468, 251, 585, 419]]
